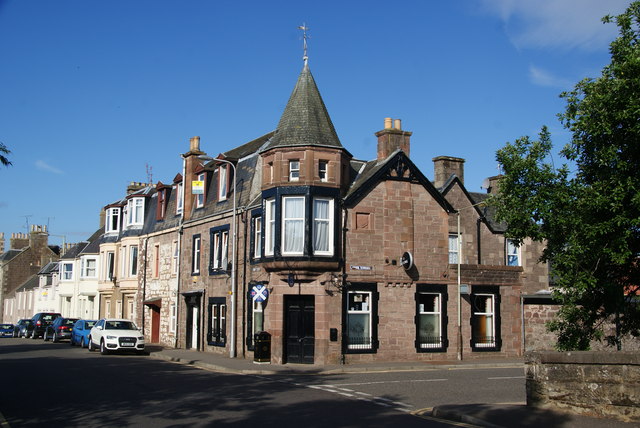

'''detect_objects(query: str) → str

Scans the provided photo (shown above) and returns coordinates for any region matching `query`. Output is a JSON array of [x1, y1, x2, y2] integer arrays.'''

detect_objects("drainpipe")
[[175, 154, 186, 348], [457, 211, 462, 361], [142, 237, 148, 337], [340, 202, 348, 365]]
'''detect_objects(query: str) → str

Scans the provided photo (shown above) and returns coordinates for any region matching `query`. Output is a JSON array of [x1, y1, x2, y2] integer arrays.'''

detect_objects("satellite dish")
[[401, 252, 413, 270]]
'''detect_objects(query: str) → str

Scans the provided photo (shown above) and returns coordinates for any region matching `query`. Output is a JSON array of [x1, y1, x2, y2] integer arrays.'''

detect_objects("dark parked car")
[[12, 319, 33, 337], [0, 324, 13, 338], [30, 312, 61, 339], [70, 319, 96, 347], [44, 317, 79, 342]]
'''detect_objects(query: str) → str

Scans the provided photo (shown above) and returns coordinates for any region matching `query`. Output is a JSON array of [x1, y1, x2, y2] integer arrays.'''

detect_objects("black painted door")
[[284, 295, 315, 364]]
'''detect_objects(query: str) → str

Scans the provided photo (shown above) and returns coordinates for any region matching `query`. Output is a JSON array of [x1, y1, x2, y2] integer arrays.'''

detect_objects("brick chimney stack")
[[182, 136, 205, 221], [375, 117, 412, 160], [486, 175, 502, 194], [433, 156, 465, 189]]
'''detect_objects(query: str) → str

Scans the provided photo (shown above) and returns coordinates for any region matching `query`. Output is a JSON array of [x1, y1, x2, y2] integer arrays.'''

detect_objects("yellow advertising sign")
[[192, 180, 204, 195]]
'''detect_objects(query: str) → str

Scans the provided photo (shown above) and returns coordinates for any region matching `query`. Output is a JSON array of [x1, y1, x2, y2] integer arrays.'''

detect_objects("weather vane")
[[298, 23, 309, 64]]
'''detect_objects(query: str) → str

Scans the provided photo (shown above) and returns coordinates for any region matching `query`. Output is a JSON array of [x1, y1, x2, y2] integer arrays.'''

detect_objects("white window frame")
[[195, 172, 206, 208], [212, 230, 229, 270], [313, 197, 334, 256], [506, 239, 521, 266], [282, 196, 305, 255], [318, 160, 328, 182], [252, 300, 264, 337], [265, 198, 275, 257], [253, 216, 262, 260], [289, 160, 300, 181], [129, 245, 139, 277], [105, 207, 121, 233], [172, 240, 179, 275], [218, 165, 228, 201], [170, 303, 177, 334], [105, 251, 115, 281], [448, 234, 459, 264], [176, 181, 184, 215], [126, 197, 145, 227], [473, 293, 495, 348], [80, 256, 97, 279], [61, 262, 74, 281], [346, 290, 373, 350], [193, 236, 201, 274], [120, 246, 127, 278], [417, 292, 442, 349]]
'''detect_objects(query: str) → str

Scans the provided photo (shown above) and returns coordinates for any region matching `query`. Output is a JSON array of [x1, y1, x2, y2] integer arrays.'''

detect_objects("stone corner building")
[[155, 60, 550, 366]]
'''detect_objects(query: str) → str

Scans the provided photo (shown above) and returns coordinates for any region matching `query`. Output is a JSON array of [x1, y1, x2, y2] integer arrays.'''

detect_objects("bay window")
[[313, 197, 333, 255], [126, 197, 144, 227], [129, 245, 138, 277], [265, 199, 275, 256], [282, 196, 305, 255], [252, 216, 262, 260], [62, 262, 73, 281], [81, 257, 97, 278]]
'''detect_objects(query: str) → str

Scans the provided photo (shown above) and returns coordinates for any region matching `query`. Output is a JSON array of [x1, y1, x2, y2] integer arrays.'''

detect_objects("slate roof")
[[61, 242, 88, 260], [262, 64, 344, 152], [37, 261, 59, 275], [16, 275, 39, 292], [0, 249, 22, 262]]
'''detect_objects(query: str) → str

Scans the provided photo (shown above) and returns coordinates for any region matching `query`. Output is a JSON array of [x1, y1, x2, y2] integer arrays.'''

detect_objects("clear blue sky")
[[0, 0, 631, 247]]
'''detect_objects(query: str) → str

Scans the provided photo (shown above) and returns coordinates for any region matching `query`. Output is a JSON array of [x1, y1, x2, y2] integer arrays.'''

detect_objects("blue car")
[[70, 319, 96, 347], [0, 323, 14, 337]]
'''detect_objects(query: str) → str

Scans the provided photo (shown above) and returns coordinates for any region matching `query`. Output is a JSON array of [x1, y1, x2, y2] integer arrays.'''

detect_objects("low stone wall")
[[526, 351, 640, 422]]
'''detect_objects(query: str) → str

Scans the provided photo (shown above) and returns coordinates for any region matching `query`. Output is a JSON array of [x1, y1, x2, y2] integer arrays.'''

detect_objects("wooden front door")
[[284, 295, 315, 364], [151, 305, 160, 343]]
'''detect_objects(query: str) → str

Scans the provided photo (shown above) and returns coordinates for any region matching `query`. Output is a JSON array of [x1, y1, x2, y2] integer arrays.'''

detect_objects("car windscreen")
[[63, 319, 78, 325], [41, 315, 59, 322], [0, 324, 12, 329], [85, 321, 96, 328], [105, 321, 136, 330]]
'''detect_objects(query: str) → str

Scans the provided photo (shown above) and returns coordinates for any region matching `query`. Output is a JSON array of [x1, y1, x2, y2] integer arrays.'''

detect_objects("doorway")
[[284, 295, 315, 364]]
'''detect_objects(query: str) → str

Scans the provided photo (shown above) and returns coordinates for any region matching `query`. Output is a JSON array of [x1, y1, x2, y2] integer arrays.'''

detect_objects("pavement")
[[147, 346, 640, 428]]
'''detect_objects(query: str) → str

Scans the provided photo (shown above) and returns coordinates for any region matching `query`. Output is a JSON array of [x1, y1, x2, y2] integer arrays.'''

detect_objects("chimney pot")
[[394, 119, 402, 130], [190, 136, 201, 152], [384, 118, 393, 129]]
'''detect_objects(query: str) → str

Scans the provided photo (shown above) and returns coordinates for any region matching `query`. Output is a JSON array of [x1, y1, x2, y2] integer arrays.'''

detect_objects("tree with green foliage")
[[0, 142, 11, 167], [490, 2, 640, 351]]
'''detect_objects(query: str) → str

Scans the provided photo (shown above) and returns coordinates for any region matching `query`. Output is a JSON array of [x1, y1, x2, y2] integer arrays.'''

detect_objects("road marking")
[[412, 408, 480, 427], [487, 376, 525, 380], [324, 378, 447, 386]]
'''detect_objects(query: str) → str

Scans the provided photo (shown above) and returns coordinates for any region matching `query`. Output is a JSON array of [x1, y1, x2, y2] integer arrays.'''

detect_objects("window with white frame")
[[253, 216, 262, 260], [208, 297, 226, 346], [105, 207, 121, 233], [506, 239, 521, 266], [246, 296, 264, 349], [126, 197, 145, 227], [210, 228, 229, 271], [62, 262, 73, 281], [217, 165, 228, 201], [416, 286, 446, 351], [346, 290, 373, 350], [265, 198, 275, 256], [81, 257, 97, 278], [282, 196, 305, 255], [289, 160, 300, 181], [195, 172, 206, 208], [192, 235, 201, 274], [121, 246, 127, 278], [176, 181, 184, 214], [313, 197, 333, 255], [318, 160, 328, 182], [448, 234, 459, 264], [105, 251, 115, 281], [472, 292, 497, 348], [129, 245, 138, 277], [169, 303, 177, 333], [172, 240, 179, 275]]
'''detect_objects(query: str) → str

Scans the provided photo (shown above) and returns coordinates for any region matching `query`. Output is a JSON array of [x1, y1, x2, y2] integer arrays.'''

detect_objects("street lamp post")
[[199, 155, 238, 358]]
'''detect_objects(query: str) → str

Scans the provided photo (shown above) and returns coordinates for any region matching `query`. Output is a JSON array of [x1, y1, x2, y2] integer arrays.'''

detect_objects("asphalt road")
[[0, 338, 525, 427]]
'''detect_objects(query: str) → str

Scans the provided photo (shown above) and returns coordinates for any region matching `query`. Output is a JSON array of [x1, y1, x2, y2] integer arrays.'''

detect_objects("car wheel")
[[88, 337, 95, 352], [44, 330, 49, 342], [81, 337, 87, 348], [70, 336, 74, 346], [31, 330, 37, 339], [100, 340, 109, 355]]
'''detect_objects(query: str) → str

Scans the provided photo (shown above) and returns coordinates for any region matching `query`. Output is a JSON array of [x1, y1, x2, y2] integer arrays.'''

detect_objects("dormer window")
[[289, 160, 300, 181], [218, 165, 228, 201], [157, 189, 167, 220], [195, 172, 206, 208], [126, 197, 144, 227], [318, 160, 328, 182], [176, 181, 184, 215], [105, 207, 121, 233]]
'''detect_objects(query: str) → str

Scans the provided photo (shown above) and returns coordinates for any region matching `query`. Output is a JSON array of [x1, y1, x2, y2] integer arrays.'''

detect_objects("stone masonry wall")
[[526, 351, 640, 422]]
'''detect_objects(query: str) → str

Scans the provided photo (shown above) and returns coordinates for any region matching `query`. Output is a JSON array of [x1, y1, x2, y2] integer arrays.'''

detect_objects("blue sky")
[[0, 0, 631, 247]]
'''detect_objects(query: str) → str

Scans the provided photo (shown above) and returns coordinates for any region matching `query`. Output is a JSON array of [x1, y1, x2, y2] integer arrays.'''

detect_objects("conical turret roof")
[[262, 64, 343, 151]]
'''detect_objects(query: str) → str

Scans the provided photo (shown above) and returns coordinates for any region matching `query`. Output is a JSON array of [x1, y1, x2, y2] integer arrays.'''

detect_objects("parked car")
[[70, 319, 96, 347], [88, 319, 145, 355], [30, 312, 61, 339], [44, 317, 79, 342], [0, 324, 13, 338], [12, 319, 33, 337]]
